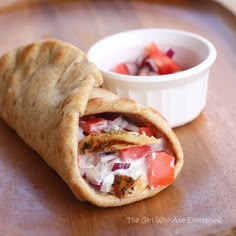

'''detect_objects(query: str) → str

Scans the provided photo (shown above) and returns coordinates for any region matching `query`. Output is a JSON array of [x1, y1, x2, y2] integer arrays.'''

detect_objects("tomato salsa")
[[111, 42, 182, 76]]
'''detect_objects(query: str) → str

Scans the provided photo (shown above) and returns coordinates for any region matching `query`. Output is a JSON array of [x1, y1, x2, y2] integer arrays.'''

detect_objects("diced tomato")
[[79, 117, 107, 134], [139, 127, 154, 137], [151, 55, 181, 75], [111, 63, 129, 75], [119, 145, 151, 161], [147, 152, 175, 188], [145, 43, 181, 75], [145, 42, 161, 57]]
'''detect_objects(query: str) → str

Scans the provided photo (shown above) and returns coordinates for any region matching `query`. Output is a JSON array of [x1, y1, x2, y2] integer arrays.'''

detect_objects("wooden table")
[[0, 0, 235, 235]]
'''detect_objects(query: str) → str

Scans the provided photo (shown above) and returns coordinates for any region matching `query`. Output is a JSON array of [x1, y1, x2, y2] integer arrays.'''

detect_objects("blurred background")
[[0, 0, 236, 54]]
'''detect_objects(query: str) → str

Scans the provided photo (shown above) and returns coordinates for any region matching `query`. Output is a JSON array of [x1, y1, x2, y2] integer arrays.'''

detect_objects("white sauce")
[[79, 151, 148, 193]]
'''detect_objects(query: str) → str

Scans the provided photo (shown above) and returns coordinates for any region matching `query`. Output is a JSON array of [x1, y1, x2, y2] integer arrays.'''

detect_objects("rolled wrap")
[[0, 39, 183, 207]]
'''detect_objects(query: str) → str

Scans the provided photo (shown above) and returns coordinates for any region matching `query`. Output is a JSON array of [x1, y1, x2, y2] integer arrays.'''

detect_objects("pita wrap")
[[0, 39, 183, 207]]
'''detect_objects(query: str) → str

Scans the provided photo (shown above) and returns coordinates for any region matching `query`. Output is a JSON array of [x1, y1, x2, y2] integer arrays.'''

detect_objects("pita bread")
[[76, 88, 183, 206], [0, 40, 183, 207]]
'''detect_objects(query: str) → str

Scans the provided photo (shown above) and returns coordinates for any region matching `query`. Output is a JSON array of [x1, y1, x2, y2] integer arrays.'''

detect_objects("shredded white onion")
[[149, 138, 165, 152], [125, 62, 138, 75], [105, 115, 140, 132]]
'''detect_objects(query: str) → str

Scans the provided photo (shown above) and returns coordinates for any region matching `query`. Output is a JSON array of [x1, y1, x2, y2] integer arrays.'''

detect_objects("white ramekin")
[[87, 28, 217, 128]]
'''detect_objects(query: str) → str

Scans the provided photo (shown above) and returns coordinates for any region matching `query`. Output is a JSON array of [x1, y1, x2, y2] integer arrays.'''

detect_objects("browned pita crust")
[[0, 40, 183, 207], [0, 38, 102, 200]]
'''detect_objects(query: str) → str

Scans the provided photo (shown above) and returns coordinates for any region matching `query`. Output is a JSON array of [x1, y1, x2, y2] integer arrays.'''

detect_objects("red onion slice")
[[98, 151, 117, 157], [124, 123, 139, 132], [99, 152, 118, 163], [83, 172, 103, 190], [166, 48, 175, 58], [89, 181, 103, 191], [136, 54, 146, 67], [112, 163, 131, 171]]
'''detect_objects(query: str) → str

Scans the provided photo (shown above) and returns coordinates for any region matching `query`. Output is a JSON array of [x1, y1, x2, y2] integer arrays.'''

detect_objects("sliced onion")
[[125, 123, 139, 132], [166, 48, 175, 58], [89, 181, 103, 191], [146, 58, 159, 72], [99, 152, 118, 163], [148, 138, 165, 152], [138, 65, 150, 74], [100, 174, 114, 192], [107, 116, 122, 127], [125, 62, 139, 75], [79, 155, 94, 168], [83, 171, 103, 190], [85, 167, 102, 184], [98, 151, 117, 156], [120, 118, 129, 129], [112, 162, 131, 171], [136, 54, 146, 67]]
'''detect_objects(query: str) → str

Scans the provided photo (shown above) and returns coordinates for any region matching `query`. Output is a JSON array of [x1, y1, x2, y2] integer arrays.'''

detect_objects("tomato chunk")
[[79, 117, 107, 134], [139, 127, 154, 137], [151, 55, 181, 75], [119, 145, 151, 161], [146, 43, 181, 75], [111, 63, 129, 75], [147, 152, 175, 188], [145, 42, 161, 57]]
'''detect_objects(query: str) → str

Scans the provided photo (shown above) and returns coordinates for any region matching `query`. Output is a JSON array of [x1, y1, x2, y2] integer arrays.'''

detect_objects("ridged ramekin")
[[87, 28, 217, 128]]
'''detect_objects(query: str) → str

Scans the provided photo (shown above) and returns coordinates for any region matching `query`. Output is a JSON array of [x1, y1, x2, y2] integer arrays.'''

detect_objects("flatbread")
[[0, 40, 183, 207]]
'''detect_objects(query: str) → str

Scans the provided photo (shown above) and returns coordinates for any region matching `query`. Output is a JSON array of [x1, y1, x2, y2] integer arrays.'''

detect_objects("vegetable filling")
[[78, 113, 175, 198], [111, 42, 182, 76]]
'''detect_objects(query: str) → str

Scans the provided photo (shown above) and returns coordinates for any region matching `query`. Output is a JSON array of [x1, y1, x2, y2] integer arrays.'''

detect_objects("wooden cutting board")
[[0, 1, 236, 235]]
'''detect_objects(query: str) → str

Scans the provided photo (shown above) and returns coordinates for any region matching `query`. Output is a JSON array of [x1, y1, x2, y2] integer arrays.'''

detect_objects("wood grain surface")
[[0, 0, 236, 235]]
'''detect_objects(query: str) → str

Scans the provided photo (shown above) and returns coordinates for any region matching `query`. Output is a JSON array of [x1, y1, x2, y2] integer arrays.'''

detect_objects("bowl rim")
[[87, 28, 217, 83]]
